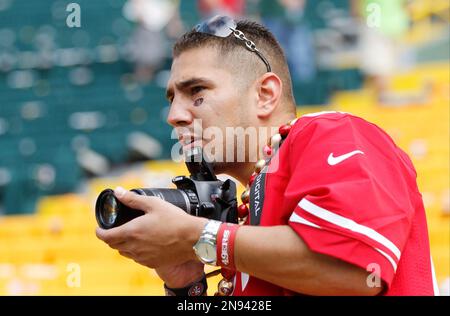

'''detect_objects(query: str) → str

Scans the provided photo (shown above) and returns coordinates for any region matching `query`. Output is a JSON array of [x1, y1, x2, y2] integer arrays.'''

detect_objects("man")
[[96, 16, 438, 296]]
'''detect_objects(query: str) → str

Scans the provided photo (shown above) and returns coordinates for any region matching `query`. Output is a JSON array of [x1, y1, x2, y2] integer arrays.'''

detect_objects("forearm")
[[234, 225, 381, 296]]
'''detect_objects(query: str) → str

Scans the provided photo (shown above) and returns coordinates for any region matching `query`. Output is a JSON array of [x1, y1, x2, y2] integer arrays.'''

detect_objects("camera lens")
[[95, 188, 198, 229], [96, 189, 145, 229], [101, 192, 119, 226]]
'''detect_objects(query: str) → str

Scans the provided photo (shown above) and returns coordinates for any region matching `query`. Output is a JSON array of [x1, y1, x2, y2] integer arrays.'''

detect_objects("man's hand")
[[96, 187, 207, 269]]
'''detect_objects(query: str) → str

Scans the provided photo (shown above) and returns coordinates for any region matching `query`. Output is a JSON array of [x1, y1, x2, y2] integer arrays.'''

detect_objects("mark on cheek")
[[193, 98, 204, 107]]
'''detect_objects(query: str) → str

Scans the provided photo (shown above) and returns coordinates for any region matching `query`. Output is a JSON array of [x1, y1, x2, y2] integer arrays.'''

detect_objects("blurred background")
[[0, 0, 448, 295]]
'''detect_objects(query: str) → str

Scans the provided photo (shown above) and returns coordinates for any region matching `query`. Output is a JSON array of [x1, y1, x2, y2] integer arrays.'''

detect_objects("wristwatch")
[[193, 220, 222, 265]]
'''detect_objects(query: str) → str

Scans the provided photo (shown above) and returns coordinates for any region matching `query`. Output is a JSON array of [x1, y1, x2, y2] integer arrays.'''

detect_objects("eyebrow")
[[166, 77, 213, 101]]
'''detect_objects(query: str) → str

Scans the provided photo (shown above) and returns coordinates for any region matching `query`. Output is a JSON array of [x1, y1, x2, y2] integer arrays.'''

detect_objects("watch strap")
[[164, 274, 208, 296], [202, 220, 222, 237]]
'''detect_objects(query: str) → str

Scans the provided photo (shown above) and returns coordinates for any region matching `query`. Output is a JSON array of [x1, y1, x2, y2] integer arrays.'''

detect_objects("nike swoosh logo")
[[328, 150, 364, 166]]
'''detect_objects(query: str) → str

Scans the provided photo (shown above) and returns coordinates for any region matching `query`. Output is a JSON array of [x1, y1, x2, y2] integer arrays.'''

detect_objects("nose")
[[166, 98, 194, 127]]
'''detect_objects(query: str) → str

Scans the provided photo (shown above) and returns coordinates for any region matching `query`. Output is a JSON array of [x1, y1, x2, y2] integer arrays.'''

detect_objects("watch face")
[[196, 241, 216, 263]]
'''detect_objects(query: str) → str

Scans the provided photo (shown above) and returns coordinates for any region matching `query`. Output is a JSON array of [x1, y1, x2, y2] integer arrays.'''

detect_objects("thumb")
[[114, 186, 156, 214]]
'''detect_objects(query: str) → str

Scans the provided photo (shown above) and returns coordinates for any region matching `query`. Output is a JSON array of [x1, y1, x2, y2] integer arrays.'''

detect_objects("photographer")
[[96, 16, 437, 296]]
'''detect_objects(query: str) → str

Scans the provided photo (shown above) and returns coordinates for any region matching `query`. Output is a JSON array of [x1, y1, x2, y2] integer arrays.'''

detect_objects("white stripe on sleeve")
[[297, 198, 401, 261], [289, 211, 398, 272]]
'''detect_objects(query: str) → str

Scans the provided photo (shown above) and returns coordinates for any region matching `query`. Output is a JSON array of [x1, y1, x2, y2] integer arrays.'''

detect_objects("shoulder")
[[284, 110, 412, 171], [289, 110, 394, 145], [292, 111, 369, 133]]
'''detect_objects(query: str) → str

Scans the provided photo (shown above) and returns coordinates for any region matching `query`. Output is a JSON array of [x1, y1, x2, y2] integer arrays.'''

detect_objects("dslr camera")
[[95, 148, 238, 229]]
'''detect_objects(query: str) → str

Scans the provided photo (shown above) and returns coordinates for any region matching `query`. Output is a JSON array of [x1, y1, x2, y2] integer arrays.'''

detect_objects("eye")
[[190, 86, 204, 95], [167, 93, 174, 105]]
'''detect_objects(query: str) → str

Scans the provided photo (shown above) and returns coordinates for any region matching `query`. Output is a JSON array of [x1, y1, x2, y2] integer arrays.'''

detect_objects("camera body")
[[169, 174, 238, 222], [95, 148, 238, 229]]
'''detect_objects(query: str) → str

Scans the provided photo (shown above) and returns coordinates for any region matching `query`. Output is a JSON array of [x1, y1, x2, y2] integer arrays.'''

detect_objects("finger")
[[118, 250, 134, 259], [95, 226, 129, 245], [114, 186, 160, 214], [107, 240, 127, 250]]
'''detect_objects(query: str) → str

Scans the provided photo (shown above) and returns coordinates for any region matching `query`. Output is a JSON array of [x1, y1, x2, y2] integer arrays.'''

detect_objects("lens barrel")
[[95, 188, 196, 229]]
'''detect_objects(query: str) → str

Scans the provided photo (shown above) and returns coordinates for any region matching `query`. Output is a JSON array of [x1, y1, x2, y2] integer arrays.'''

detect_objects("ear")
[[255, 73, 283, 119]]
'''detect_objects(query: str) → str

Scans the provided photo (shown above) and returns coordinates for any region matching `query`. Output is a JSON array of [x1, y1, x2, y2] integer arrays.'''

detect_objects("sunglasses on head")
[[195, 15, 272, 73]]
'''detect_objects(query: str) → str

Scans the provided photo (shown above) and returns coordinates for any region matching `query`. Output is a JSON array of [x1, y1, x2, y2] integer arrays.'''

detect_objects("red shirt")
[[232, 112, 438, 296], [198, 0, 245, 16]]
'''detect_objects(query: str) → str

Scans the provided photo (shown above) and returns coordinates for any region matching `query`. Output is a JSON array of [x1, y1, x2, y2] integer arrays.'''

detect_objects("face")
[[166, 47, 255, 174]]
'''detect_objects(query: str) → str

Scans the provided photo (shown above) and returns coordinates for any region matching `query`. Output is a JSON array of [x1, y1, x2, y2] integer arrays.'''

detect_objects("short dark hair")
[[173, 19, 296, 107]]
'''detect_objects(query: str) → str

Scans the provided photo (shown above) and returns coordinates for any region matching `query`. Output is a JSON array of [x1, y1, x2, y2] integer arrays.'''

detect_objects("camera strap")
[[249, 138, 286, 226], [249, 165, 269, 226]]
